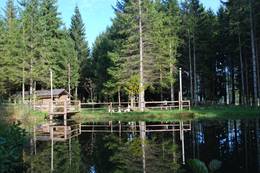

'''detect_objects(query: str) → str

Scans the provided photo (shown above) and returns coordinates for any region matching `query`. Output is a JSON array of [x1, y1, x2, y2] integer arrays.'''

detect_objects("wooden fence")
[[81, 100, 190, 112]]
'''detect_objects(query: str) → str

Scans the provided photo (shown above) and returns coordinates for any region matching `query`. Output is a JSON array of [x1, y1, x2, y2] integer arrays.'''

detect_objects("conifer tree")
[[1, 0, 23, 95], [70, 6, 89, 99]]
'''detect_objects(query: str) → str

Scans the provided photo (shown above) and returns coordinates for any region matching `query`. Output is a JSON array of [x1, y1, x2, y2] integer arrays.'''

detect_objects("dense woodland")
[[0, 0, 260, 107]]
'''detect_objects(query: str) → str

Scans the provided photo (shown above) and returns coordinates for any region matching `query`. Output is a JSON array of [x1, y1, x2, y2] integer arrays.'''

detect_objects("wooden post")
[[179, 121, 185, 164], [118, 87, 121, 112], [119, 121, 121, 138], [179, 68, 183, 110], [139, 121, 146, 173], [51, 126, 54, 172], [50, 69, 53, 113], [33, 122, 37, 155], [79, 123, 82, 134], [110, 121, 113, 133]]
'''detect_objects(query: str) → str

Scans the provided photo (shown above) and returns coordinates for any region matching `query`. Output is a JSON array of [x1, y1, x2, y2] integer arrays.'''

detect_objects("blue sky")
[[0, 0, 222, 47]]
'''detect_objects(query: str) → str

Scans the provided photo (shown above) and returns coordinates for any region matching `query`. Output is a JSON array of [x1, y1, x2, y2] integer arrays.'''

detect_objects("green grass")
[[76, 108, 194, 122], [2, 104, 259, 124], [77, 106, 260, 122], [192, 105, 260, 119]]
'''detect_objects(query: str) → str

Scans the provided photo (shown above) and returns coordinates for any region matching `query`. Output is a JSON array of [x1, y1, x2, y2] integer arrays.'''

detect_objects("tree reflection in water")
[[26, 139, 81, 173], [25, 119, 260, 173]]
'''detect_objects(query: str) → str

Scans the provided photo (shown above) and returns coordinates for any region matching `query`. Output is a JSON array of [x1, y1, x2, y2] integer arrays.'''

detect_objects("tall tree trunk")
[[29, 58, 33, 106], [256, 119, 260, 173], [256, 40, 260, 106], [75, 86, 78, 100], [189, 30, 193, 104], [238, 32, 245, 105], [170, 42, 174, 101], [160, 67, 163, 101], [226, 67, 230, 105], [22, 65, 25, 104], [139, 121, 146, 173], [249, 0, 258, 105], [193, 33, 197, 106], [68, 63, 71, 99], [245, 59, 249, 105], [138, 0, 145, 111], [231, 65, 235, 104]]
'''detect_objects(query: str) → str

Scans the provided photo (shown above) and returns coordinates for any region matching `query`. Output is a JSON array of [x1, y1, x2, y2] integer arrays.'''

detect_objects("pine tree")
[[1, 0, 23, 96], [70, 6, 89, 99], [156, 0, 181, 101]]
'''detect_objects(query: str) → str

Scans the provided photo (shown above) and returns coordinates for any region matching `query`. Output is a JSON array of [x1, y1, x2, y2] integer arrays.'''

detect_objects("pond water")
[[27, 119, 260, 173]]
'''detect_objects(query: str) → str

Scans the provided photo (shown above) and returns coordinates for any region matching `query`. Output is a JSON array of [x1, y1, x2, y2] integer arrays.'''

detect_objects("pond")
[[27, 119, 260, 173]]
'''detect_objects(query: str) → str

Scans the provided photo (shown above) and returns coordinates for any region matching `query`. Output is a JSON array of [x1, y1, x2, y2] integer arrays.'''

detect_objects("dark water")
[[28, 119, 260, 173]]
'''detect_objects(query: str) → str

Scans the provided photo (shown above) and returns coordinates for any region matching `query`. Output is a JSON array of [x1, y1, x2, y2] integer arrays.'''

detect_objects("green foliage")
[[208, 160, 222, 173], [124, 75, 140, 96], [187, 159, 209, 173], [70, 6, 89, 98], [0, 122, 27, 173], [0, 0, 80, 98], [26, 139, 81, 173]]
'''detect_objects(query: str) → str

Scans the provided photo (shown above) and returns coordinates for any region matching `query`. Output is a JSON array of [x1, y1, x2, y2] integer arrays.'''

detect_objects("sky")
[[0, 0, 222, 47]]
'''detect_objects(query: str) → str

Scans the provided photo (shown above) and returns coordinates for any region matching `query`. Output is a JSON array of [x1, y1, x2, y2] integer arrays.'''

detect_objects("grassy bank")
[[192, 106, 260, 119], [76, 109, 194, 122], [2, 104, 259, 123], [77, 106, 260, 122]]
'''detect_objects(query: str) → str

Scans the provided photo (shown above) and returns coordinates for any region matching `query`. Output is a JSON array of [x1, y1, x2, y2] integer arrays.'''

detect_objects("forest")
[[0, 0, 260, 108]]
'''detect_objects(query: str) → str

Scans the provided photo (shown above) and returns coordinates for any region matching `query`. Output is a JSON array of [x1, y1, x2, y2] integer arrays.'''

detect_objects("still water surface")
[[28, 119, 260, 173]]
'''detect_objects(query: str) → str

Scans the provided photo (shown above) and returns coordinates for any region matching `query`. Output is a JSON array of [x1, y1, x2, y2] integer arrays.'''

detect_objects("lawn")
[[77, 105, 260, 122]]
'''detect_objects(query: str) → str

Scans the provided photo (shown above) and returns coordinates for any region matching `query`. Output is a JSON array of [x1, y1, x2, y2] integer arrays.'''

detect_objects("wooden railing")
[[81, 121, 191, 133], [35, 124, 81, 141], [81, 100, 191, 112], [49, 100, 81, 114]]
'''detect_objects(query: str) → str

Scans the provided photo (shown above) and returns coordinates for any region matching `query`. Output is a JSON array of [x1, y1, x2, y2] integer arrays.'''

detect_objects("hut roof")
[[36, 89, 69, 98], [13, 89, 70, 99]]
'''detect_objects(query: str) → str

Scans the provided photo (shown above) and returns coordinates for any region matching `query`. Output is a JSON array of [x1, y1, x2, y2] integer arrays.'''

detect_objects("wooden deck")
[[49, 100, 81, 115]]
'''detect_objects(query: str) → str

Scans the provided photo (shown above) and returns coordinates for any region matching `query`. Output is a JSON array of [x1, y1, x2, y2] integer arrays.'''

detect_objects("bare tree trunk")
[[22, 65, 25, 104], [29, 58, 33, 107], [256, 119, 260, 173], [249, 0, 258, 105], [160, 67, 163, 101], [189, 31, 193, 104], [226, 67, 230, 105], [238, 31, 245, 105], [193, 33, 197, 106], [170, 43, 174, 101], [118, 87, 121, 112], [75, 86, 78, 100], [231, 65, 235, 104], [256, 40, 260, 106], [139, 121, 146, 173], [245, 59, 249, 105], [138, 0, 145, 111], [68, 63, 71, 99]]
